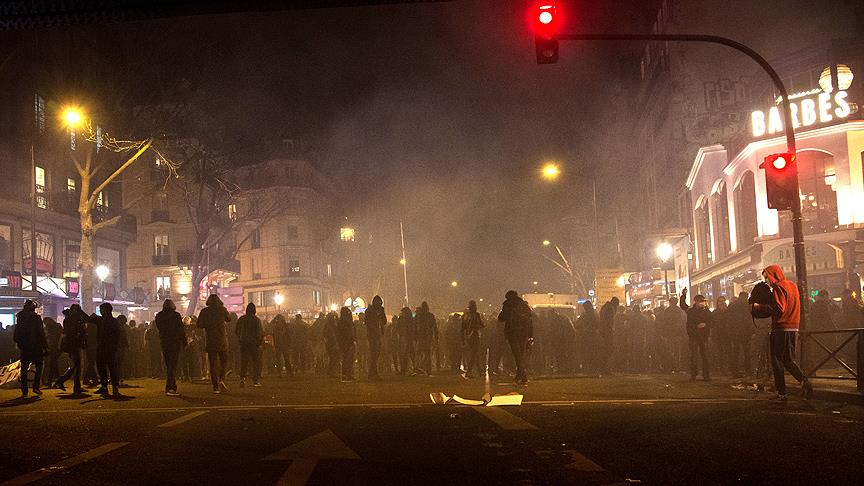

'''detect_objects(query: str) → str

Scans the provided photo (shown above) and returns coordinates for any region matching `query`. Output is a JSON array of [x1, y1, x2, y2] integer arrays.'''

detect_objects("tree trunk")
[[184, 248, 207, 316], [79, 211, 95, 313]]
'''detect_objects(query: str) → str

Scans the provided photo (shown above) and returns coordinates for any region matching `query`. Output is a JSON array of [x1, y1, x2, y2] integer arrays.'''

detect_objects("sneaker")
[[165, 390, 180, 397], [32, 388, 43, 395], [219, 381, 229, 393], [213, 388, 221, 394], [802, 381, 813, 400], [54, 381, 66, 392]]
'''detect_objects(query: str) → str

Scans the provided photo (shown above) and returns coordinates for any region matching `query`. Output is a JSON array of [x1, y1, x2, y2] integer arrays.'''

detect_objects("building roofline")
[[686, 145, 726, 190]]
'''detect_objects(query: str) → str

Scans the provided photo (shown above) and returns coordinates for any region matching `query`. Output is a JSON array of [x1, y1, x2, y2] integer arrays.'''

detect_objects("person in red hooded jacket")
[[754, 265, 813, 401]]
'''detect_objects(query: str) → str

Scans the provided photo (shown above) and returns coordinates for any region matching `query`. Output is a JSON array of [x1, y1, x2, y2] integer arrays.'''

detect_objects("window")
[[710, 181, 730, 259], [63, 241, 80, 278], [734, 171, 757, 249], [286, 225, 299, 240], [154, 234, 169, 256], [248, 290, 276, 307], [313, 290, 321, 306], [34, 94, 46, 134], [34, 166, 47, 209], [797, 151, 839, 235], [67, 178, 76, 193], [155, 276, 171, 299], [326, 263, 332, 277], [251, 228, 261, 249], [340, 227, 355, 242], [694, 198, 712, 269], [289, 258, 300, 275], [228, 204, 237, 222]]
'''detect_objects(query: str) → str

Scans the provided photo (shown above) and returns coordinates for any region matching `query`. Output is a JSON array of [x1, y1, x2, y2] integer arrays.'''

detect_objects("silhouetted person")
[[155, 299, 185, 396], [54, 304, 89, 394], [197, 294, 231, 393], [680, 288, 711, 381], [337, 307, 356, 382], [754, 265, 813, 400], [144, 323, 163, 378], [712, 297, 731, 375], [576, 301, 600, 373], [396, 307, 414, 375], [323, 312, 339, 376], [83, 316, 99, 386], [498, 290, 533, 385], [237, 303, 264, 387], [728, 292, 754, 378], [271, 314, 292, 377], [414, 302, 438, 376], [365, 295, 386, 381], [94, 302, 123, 397], [43, 317, 62, 387], [13, 300, 47, 397], [461, 300, 485, 378], [598, 297, 619, 374]]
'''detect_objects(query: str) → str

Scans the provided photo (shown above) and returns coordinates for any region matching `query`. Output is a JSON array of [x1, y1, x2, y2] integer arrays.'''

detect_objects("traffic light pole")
[[556, 33, 809, 363]]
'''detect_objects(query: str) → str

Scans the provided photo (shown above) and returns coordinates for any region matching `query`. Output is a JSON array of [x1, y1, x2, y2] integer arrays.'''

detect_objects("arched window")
[[710, 181, 730, 259], [694, 197, 712, 269], [780, 150, 838, 236], [734, 171, 757, 249]]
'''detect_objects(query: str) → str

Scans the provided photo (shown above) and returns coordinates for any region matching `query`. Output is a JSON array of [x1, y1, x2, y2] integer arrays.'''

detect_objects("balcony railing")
[[152, 254, 171, 266]]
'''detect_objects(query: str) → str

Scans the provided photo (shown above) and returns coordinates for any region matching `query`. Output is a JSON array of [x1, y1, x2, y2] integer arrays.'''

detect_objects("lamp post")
[[656, 242, 674, 297]]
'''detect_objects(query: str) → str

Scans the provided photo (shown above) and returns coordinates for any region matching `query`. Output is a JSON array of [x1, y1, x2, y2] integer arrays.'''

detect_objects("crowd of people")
[[2, 265, 851, 399]]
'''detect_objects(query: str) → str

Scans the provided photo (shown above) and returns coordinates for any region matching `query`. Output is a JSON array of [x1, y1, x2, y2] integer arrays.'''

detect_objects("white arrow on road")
[[264, 429, 361, 486]]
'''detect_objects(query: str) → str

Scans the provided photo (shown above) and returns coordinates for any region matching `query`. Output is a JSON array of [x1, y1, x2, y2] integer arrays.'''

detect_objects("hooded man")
[[236, 303, 264, 387], [13, 300, 47, 397], [271, 314, 291, 377], [94, 302, 123, 397], [497, 290, 533, 385], [155, 299, 185, 396], [680, 288, 712, 381], [413, 302, 438, 376], [755, 265, 813, 400], [197, 294, 231, 393], [598, 297, 619, 374], [461, 300, 485, 378], [365, 295, 386, 380], [54, 304, 89, 394], [395, 307, 415, 375]]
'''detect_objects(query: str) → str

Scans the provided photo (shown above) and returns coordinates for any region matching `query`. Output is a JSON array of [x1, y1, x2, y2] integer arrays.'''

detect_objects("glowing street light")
[[273, 293, 285, 306], [541, 162, 561, 181], [399, 258, 406, 265], [533, 281, 539, 286], [542, 239, 551, 246], [95, 264, 110, 282], [450, 281, 458, 288], [656, 242, 674, 263], [62, 107, 84, 128]]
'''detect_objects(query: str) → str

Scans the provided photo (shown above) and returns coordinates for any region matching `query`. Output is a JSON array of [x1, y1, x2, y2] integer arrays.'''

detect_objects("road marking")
[[265, 429, 360, 486], [369, 405, 412, 409], [218, 407, 261, 411], [293, 406, 334, 410], [474, 406, 538, 430], [157, 410, 208, 428], [0, 442, 129, 486]]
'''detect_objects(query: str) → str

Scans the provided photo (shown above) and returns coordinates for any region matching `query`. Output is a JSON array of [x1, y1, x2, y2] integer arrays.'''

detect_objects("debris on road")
[[430, 391, 523, 406]]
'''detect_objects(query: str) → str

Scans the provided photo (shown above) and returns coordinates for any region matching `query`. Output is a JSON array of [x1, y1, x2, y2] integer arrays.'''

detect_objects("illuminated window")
[[67, 178, 76, 193], [289, 258, 300, 275], [313, 290, 321, 306], [694, 198, 712, 269], [34, 94, 46, 134], [96, 191, 107, 208], [779, 151, 838, 237], [734, 172, 757, 249], [340, 227, 355, 242], [228, 204, 237, 222], [155, 276, 171, 296], [710, 181, 730, 259], [35, 166, 47, 209], [63, 241, 80, 279], [154, 234, 169, 256], [326, 263, 332, 277]]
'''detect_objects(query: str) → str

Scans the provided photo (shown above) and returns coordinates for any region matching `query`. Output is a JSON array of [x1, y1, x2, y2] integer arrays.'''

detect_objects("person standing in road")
[[236, 303, 264, 387], [712, 297, 732, 375], [413, 302, 438, 376], [197, 294, 231, 393], [323, 312, 340, 376], [680, 288, 712, 381], [271, 314, 292, 378], [728, 292, 754, 378], [365, 295, 386, 381], [598, 297, 619, 375], [155, 299, 185, 396], [144, 322, 163, 379], [497, 290, 533, 385], [754, 265, 813, 401], [396, 307, 415, 375], [461, 300, 485, 378], [54, 304, 89, 395], [13, 300, 47, 397], [94, 303, 123, 397], [83, 313, 99, 387], [42, 317, 62, 388], [337, 307, 356, 382]]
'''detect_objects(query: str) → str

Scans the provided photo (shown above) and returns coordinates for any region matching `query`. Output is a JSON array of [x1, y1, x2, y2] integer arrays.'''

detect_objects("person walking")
[[680, 288, 712, 381], [754, 265, 813, 401], [54, 304, 89, 395], [271, 314, 292, 377], [461, 300, 485, 378], [197, 294, 231, 393], [236, 303, 264, 387], [94, 303, 123, 397], [413, 302, 438, 376], [365, 295, 386, 381], [497, 290, 533, 385], [13, 300, 47, 397], [42, 317, 62, 388], [83, 315, 99, 387], [155, 299, 185, 396], [337, 307, 356, 382]]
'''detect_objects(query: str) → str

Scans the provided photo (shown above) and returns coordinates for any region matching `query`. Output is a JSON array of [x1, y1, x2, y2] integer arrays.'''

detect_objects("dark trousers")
[[340, 342, 355, 379], [19, 355, 43, 393], [162, 347, 180, 392], [416, 341, 432, 374], [208, 350, 228, 388], [507, 334, 530, 383], [84, 348, 98, 384], [465, 335, 482, 376], [274, 347, 292, 376], [688, 338, 710, 379], [770, 330, 806, 395], [240, 345, 262, 382], [398, 339, 413, 374], [149, 349, 164, 378], [368, 338, 381, 378], [730, 337, 752, 376], [326, 343, 339, 376], [44, 348, 60, 385], [97, 351, 119, 389], [57, 349, 82, 392]]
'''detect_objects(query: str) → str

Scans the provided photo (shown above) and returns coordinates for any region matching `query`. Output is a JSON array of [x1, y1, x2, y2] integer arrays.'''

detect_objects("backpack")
[[749, 282, 775, 319]]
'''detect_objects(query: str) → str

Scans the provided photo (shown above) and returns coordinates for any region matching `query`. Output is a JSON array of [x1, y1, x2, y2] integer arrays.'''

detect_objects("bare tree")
[[540, 242, 592, 297]]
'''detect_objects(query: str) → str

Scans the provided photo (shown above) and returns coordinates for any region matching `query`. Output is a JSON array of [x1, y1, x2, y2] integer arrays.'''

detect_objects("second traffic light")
[[761, 153, 799, 210], [533, 3, 559, 64]]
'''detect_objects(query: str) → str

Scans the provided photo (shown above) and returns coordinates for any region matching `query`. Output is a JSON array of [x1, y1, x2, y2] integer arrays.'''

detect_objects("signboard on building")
[[595, 268, 627, 305], [763, 241, 843, 276], [751, 90, 852, 138]]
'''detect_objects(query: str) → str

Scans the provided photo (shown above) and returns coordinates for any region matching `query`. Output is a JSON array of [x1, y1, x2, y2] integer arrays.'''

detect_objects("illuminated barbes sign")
[[751, 90, 851, 137]]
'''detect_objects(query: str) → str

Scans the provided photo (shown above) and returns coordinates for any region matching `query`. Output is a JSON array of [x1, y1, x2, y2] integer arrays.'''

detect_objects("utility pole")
[[399, 220, 409, 307]]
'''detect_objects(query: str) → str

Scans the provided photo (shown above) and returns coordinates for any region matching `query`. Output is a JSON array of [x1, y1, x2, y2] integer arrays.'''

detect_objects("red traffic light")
[[772, 155, 788, 170], [538, 7, 554, 25], [761, 153, 798, 210], [533, 3, 559, 40]]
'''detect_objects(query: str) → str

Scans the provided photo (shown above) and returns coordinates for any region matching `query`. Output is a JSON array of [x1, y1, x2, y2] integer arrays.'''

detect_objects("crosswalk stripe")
[[157, 410, 208, 428], [473, 406, 538, 430], [0, 442, 129, 486]]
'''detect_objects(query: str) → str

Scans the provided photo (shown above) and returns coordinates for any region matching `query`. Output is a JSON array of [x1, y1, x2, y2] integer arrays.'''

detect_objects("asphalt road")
[[0, 374, 862, 485]]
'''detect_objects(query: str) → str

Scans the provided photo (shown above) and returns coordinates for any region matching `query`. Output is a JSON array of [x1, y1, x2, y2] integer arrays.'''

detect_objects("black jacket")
[[680, 299, 712, 341], [13, 309, 47, 358], [93, 313, 122, 355], [365, 305, 386, 341], [197, 302, 230, 352], [155, 310, 186, 350], [61, 307, 89, 352]]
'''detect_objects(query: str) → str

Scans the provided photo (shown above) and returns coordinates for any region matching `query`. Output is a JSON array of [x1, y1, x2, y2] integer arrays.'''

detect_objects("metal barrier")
[[801, 328, 864, 394]]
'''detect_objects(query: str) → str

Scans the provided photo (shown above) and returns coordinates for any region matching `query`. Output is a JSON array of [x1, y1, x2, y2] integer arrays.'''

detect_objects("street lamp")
[[274, 293, 284, 313], [656, 242, 674, 296], [541, 162, 561, 181], [399, 258, 406, 265], [450, 281, 458, 288], [542, 240, 551, 246], [62, 107, 84, 128], [95, 264, 110, 282]]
